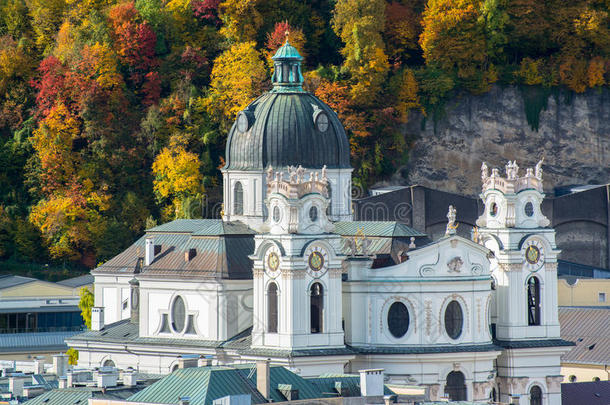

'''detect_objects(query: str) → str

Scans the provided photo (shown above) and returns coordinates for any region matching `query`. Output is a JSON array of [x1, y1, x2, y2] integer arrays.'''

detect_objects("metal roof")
[[224, 92, 351, 171], [147, 219, 254, 235], [0, 275, 36, 290], [559, 307, 610, 365], [494, 338, 574, 350], [56, 274, 94, 287], [128, 365, 324, 405], [561, 381, 610, 405], [0, 331, 80, 353], [334, 221, 425, 237], [93, 222, 255, 280], [272, 40, 303, 60], [23, 389, 92, 405]]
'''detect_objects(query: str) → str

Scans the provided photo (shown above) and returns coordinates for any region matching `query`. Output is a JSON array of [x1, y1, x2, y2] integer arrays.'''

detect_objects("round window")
[[171, 296, 186, 333], [387, 302, 409, 338], [315, 112, 329, 132], [273, 206, 281, 223], [309, 206, 318, 222], [444, 300, 463, 340], [490, 202, 498, 217], [524, 202, 534, 217]]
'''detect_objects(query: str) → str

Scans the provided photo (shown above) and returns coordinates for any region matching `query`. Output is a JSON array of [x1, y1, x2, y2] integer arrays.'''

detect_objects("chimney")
[[123, 369, 137, 387], [129, 278, 140, 325], [91, 307, 104, 331], [53, 354, 68, 377], [185, 248, 196, 262], [34, 356, 45, 374], [198, 355, 213, 367], [359, 369, 384, 397], [212, 395, 251, 405], [178, 355, 199, 369], [58, 376, 68, 389], [178, 397, 191, 405], [98, 368, 118, 388], [256, 360, 270, 400], [145, 238, 155, 266], [9, 376, 24, 397], [66, 371, 74, 387]]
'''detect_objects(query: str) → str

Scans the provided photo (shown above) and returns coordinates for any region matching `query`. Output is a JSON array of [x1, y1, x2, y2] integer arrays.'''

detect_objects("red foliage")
[[192, 0, 221, 23], [142, 71, 161, 106], [32, 56, 67, 117]]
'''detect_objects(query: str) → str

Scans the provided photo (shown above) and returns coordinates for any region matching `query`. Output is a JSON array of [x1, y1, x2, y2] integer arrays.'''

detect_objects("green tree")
[[78, 286, 94, 329]]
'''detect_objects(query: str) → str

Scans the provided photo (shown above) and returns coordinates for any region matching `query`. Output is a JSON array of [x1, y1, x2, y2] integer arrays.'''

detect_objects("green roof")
[[127, 365, 323, 405], [147, 219, 254, 235], [334, 221, 425, 238], [272, 40, 303, 60], [24, 389, 92, 405]]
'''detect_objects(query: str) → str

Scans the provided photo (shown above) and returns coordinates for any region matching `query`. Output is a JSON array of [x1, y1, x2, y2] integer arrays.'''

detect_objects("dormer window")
[[524, 202, 534, 217], [309, 206, 318, 222], [273, 206, 281, 222]]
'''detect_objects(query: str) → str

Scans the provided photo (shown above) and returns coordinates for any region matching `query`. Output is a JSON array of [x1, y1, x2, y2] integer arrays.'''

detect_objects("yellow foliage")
[[152, 146, 204, 202], [392, 68, 420, 122], [587, 57, 605, 88], [87, 43, 123, 90], [517, 58, 544, 85], [55, 21, 78, 63], [219, 0, 262, 42], [0, 38, 33, 94], [559, 56, 589, 93], [205, 42, 267, 125]]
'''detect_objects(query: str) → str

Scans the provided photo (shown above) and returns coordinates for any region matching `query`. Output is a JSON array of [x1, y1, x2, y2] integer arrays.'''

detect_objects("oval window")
[[309, 206, 318, 222], [316, 112, 329, 132], [273, 206, 281, 222], [490, 202, 498, 217], [524, 202, 534, 217], [444, 300, 463, 339], [171, 296, 186, 333], [387, 302, 409, 338], [237, 112, 249, 132]]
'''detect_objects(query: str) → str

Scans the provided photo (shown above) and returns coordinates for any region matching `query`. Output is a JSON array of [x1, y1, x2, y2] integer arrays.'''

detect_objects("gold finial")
[[220, 203, 224, 218], [354, 227, 365, 253], [285, 30, 290, 43]]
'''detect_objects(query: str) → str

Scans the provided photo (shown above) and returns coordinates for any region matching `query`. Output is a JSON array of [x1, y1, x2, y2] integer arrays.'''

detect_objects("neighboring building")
[[558, 307, 610, 383], [68, 41, 573, 404], [0, 275, 89, 361], [561, 380, 610, 405], [557, 278, 610, 307]]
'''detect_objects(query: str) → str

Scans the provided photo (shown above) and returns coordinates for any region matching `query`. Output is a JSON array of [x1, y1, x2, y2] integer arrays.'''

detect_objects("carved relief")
[[471, 264, 483, 275], [498, 263, 522, 272], [447, 256, 464, 273], [425, 300, 433, 336], [477, 298, 481, 334], [420, 266, 435, 277]]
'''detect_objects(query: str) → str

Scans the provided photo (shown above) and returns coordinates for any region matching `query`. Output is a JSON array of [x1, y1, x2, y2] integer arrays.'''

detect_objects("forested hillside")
[[0, 0, 608, 269]]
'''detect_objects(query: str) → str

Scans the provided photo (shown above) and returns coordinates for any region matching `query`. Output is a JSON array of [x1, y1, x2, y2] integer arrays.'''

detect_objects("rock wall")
[[403, 86, 610, 196]]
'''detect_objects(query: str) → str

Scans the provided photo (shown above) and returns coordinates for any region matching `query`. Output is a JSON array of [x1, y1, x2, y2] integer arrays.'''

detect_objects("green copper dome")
[[223, 40, 351, 171]]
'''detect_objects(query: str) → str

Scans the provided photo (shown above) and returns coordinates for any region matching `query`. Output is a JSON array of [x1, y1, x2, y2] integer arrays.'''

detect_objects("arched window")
[[444, 300, 463, 339], [445, 371, 466, 401], [530, 385, 542, 405], [171, 296, 186, 333], [267, 283, 278, 333], [103, 359, 116, 368], [527, 277, 541, 326], [310, 283, 323, 334], [234, 182, 243, 215]]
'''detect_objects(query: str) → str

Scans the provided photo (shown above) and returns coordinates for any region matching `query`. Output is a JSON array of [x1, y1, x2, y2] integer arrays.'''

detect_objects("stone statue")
[[288, 166, 297, 183], [296, 165, 305, 183], [314, 172, 319, 182], [491, 168, 499, 177], [266, 166, 274, 183], [505, 160, 519, 180], [446, 205, 458, 236], [321, 165, 328, 183], [481, 162, 489, 182], [409, 237, 416, 249], [535, 158, 544, 179], [342, 237, 356, 257]]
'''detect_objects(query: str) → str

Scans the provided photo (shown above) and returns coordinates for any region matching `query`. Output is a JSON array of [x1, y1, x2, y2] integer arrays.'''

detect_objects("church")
[[66, 41, 573, 404]]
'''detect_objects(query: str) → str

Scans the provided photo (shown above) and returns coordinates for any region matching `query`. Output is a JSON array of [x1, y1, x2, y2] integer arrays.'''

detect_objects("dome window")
[[237, 111, 251, 133], [444, 300, 463, 339], [524, 202, 534, 217], [273, 206, 281, 223], [171, 296, 186, 333], [314, 110, 329, 133], [387, 302, 409, 338]]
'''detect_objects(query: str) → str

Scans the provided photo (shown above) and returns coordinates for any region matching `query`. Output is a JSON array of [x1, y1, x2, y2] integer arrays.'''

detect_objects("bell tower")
[[250, 166, 345, 350], [477, 160, 569, 405]]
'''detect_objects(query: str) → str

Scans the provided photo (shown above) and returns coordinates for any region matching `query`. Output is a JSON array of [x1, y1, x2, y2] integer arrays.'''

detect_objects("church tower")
[[250, 166, 345, 351], [221, 40, 353, 231], [477, 160, 570, 405]]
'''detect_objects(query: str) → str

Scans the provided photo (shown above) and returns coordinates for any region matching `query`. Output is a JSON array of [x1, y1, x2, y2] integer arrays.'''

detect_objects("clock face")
[[267, 252, 280, 271], [309, 251, 324, 271], [523, 239, 545, 271], [237, 112, 249, 132]]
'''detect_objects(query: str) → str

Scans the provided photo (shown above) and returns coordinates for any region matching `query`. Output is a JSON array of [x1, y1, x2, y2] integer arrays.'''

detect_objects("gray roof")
[[0, 331, 81, 353], [224, 92, 351, 170], [93, 220, 255, 280], [494, 339, 575, 350], [0, 275, 36, 290], [57, 274, 94, 288], [559, 307, 610, 365], [334, 221, 425, 237], [562, 381, 610, 405]]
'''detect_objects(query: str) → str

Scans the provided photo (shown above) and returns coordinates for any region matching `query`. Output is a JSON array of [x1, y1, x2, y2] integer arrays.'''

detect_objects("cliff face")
[[403, 86, 610, 196]]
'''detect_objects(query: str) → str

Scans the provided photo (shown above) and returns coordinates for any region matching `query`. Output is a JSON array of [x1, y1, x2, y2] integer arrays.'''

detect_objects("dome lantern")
[[271, 37, 304, 93]]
